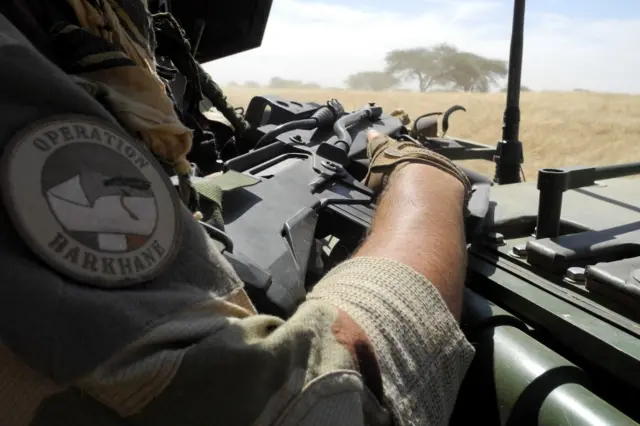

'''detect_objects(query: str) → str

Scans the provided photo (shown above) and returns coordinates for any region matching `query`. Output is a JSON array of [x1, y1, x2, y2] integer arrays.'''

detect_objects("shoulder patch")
[[1, 116, 182, 288]]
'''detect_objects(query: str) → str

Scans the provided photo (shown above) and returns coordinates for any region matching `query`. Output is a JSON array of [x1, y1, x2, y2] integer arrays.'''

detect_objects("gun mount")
[[155, 0, 640, 424], [171, 93, 640, 425]]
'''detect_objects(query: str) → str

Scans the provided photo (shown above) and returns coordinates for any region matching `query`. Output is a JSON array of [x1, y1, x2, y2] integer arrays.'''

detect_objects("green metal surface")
[[453, 289, 639, 425], [496, 237, 640, 336], [466, 250, 640, 389], [539, 384, 637, 426]]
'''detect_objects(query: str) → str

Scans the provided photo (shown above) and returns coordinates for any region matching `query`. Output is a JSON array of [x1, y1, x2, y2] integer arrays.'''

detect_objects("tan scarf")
[[65, 0, 193, 176]]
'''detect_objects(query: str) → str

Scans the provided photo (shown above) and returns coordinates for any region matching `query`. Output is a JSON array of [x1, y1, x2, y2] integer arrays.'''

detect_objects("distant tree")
[[227, 81, 240, 87], [275, 78, 303, 88], [345, 71, 399, 91], [574, 88, 591, 92], [267, 77, 321, 89], [385, 46, 447, 92], [385, 43, 507, 92], [440, 50, 507, 92], [269, 77, 295, 88], [244, 81, 261, 88]]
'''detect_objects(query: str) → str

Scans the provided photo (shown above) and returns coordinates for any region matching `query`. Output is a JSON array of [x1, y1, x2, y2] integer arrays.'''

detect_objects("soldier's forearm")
[[307, 163, 473, 426], [355, 163, 467, 320]]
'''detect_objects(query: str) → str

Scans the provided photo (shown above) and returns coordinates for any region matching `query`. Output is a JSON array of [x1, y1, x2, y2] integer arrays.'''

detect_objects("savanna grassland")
[[224, 87, 640, 180]]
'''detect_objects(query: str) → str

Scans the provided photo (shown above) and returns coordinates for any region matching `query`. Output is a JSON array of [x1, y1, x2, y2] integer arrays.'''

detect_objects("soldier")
[[0, 1, 475, 425]]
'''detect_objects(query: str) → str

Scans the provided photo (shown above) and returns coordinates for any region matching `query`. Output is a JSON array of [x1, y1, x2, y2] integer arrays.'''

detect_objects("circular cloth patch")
[[1, 115, 182, 288]]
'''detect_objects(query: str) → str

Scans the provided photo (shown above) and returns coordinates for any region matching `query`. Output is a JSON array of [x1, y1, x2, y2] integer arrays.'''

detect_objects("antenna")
[[493, 0, 526, 184]]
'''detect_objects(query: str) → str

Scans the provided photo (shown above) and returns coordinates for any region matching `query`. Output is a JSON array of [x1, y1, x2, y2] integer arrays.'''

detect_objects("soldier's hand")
[[362, 130, 473, 204]]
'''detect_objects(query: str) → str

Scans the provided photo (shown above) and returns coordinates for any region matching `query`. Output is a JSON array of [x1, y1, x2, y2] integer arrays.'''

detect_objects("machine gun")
[[152, 0, 640, 424]]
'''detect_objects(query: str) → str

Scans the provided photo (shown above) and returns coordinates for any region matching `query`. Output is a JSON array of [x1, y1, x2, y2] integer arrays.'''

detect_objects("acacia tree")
[[345, 71, 399, 91], [384, 47, 447, 92], [385, 43, 507, 92], [441, 50, 507, 92]]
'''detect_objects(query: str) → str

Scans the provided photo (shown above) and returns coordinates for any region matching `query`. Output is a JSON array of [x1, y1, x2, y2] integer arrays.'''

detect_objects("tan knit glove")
[[362, 130, 473, 206]]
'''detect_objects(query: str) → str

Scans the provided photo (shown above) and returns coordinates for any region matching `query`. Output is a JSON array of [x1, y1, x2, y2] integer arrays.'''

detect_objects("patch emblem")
[[1, 116, 181, 287]]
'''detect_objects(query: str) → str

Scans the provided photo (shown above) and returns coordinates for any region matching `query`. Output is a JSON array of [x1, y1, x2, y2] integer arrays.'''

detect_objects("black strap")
[[152, 12, 249, 139], [153, 12, 203, 113]]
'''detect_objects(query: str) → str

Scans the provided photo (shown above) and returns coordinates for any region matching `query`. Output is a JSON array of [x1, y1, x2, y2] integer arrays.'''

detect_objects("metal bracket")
[[309, 153, 373, 198], [536, 162, 640, 239]]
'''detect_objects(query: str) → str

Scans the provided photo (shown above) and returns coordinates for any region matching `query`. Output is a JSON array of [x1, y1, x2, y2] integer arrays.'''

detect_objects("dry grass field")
[[224, 87, 640, 181]]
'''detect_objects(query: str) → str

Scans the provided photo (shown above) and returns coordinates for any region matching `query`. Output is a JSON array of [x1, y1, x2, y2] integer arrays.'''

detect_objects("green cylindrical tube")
[[453, 289, 639, 426]]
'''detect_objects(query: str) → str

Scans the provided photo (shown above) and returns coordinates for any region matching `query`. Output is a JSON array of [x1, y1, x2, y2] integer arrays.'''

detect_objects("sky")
[[203, 0, 640, 93]]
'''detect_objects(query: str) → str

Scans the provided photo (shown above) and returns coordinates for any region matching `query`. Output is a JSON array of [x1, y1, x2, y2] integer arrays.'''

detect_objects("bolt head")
[[321, 160, 338, 171], [566, 267, 586, 282], [512, 244, 527, 257]]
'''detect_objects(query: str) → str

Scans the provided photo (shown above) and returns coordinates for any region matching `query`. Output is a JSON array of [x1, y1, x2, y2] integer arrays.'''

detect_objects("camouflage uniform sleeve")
[[29, 257, 472, 426], [28, 291, 392, 426]]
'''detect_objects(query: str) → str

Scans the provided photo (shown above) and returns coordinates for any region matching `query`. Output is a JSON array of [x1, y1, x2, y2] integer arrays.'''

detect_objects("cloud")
[[203, 0, 640, 93]]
